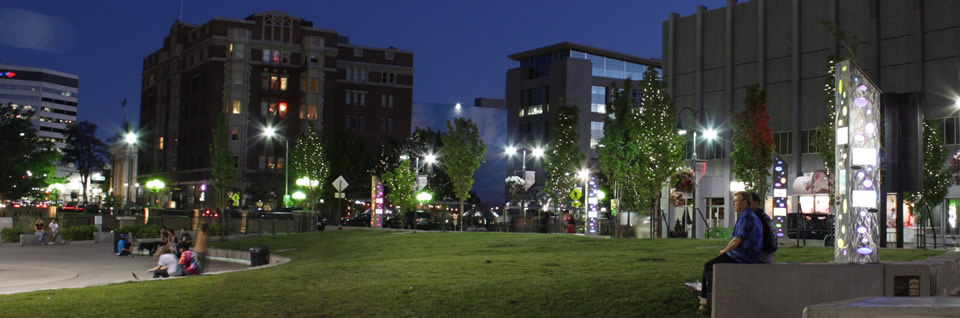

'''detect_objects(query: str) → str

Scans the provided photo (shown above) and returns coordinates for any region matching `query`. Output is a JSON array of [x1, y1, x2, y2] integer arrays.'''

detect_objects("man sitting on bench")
[[698, 191, 763, 311]]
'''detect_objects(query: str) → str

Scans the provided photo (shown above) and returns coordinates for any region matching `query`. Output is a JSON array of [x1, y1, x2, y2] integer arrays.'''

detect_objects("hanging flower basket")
[[670, 170, 695, 194], [670, 190, 685, 206], [505, 176, 526, 200]]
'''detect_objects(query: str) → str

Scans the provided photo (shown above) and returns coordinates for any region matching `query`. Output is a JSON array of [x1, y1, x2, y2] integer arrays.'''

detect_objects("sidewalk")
[[0, 241, 248, 295]]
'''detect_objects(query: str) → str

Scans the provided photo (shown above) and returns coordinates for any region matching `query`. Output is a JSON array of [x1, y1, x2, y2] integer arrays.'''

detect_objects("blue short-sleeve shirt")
[[726, 208, 763, 264]]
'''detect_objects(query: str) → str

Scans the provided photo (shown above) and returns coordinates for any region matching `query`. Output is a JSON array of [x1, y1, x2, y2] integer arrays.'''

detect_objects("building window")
[[773, 131, 792, 155], [278, 103, 288, 118], [232, 156, 239, 169], [933, 117, 959, 145], [307, 105, 318, 120], [591, 86, 606, 113], [801, 129, 819, 154], [261, 102, 268, 116], [381, 72, 396, 84], [309, 79, 319, 92], [354, 47, 363, 57], [228, 43, 234, 57], [272, 50, 281, 64], [590, 121, 604, 149], [388, 95, 394, 108], [380, 118, 394, 132], [158, 137, 164, 150], [385, 51, 394, 60], [231, 128, 240, 141], [262, 49, 271, 63], [381, 95, 387, 108], [232, 100, 242, 114], [259, 156, 266, 170], [309, 56, 318, 64], [346, 68, 352, 81], [280, 77, 288, 91]]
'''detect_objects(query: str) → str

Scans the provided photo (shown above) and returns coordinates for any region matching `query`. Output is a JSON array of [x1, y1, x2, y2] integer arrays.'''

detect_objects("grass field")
[[0, 230, 944, 317]]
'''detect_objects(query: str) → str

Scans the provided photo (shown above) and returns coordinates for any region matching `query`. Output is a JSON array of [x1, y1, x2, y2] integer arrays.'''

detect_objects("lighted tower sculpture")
[[834, 60, 882, 263]]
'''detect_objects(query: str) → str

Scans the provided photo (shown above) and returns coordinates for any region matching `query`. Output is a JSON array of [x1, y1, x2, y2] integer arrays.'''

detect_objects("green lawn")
[[0, 230, 944, 317]]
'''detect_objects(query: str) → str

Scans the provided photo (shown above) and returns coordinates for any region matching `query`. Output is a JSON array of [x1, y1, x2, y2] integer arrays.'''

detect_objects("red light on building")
[[278, 103, 288, 112], [2, 71, 16, 78]]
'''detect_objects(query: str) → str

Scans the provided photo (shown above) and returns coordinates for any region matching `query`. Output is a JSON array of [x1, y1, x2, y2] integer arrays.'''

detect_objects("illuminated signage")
[[0, 71, 16, 78], [772, 156, 788, 237]]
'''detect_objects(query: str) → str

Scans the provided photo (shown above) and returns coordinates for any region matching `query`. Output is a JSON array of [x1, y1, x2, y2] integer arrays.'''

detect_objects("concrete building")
[[505, 42, 662, 198], [664, 0, 960, 242], [0, 64, 83, 200], [138, 11, 412, 209]]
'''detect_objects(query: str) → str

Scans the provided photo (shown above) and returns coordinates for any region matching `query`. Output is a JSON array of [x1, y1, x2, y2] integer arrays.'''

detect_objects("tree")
[[544, 101, 584, 214], [209, 113, 236, 212], [324, 129, 371, 201], [632, 69, 685, 236], [439, 118, 485, 231], [382, 159, 417, 225], [598, 80, 643, 235], [915, 121, 952, 222], [290, 123, 330, 210], [62, 121, 109, 205], [730, 86, 776, 198], [0, 103, 60, 200]]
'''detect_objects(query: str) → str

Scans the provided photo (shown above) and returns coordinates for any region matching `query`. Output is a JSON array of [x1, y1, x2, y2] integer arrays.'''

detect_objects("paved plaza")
[[0, 241, 249, 295]]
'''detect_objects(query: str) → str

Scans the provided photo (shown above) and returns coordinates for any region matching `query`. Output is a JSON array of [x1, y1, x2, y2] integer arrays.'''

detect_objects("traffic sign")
[[335, 192, 345, 198], [417, 176, 427, 191], [332, 176, 349, 192]]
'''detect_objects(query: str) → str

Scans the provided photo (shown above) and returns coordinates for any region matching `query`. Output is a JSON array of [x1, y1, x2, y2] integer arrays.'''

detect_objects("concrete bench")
[[18, 234, 67, 246], [803, 297, 960, 318], [710, 252, 960, 318]]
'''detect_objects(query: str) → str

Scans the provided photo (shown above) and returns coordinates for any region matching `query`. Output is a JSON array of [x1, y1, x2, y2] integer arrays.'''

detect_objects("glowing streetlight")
[[262, 126, 290, 206], [292, 191, 307, 200], [416, 191, 433, 202], [531, 147, 545, 158], [703, 128, 718, 140], [125, 132, 137, 144], [424, 153, 437, 165]]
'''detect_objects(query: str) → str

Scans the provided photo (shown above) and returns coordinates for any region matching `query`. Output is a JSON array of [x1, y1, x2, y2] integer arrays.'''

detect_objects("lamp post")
[[146, 179, 165, 207], [505, 145, 544, 223], [676, 107, 717, 239], [263, 126, 289, 207], [124, 132, 137, 209]]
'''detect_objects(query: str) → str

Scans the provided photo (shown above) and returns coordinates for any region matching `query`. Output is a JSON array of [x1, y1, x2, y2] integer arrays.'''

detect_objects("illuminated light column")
[[371, 177, 385, 227], [586, 175, 600, 236], [834, 60, 882, 263], [772, 157, 788, 238]]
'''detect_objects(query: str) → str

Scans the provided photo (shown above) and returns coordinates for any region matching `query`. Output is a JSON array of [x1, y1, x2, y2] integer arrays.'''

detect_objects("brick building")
[[138, 11, 412, 209]]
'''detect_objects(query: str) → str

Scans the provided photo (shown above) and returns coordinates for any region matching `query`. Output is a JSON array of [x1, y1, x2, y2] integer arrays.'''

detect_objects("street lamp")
[[504, 145, 544, 221], [262, 126, 289, 207], [124, 131, 137, 209], [676, 107, 717, 239], [145, 179, 165, 207]]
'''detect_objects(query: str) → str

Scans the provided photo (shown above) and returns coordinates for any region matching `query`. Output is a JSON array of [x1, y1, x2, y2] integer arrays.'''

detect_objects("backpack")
[[755, 210, 778, 253]]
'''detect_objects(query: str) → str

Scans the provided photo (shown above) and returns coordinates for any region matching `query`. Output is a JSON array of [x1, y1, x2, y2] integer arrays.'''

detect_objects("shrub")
[[2, 227, 23, 243], [60, 225, 97, 241], [208, 222, 238, 236], [115, 224, 163, 240]]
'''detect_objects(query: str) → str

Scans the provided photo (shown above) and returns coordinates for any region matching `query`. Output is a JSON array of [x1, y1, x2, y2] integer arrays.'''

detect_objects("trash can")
[[250, 246, 270, 267]]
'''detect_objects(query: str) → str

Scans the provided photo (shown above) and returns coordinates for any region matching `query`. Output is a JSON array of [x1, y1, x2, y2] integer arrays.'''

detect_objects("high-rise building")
[[505, 42, 661, 196], [138, 11, 412, 209], [664, 0, 960, 241], [0, 64, 79, 182]]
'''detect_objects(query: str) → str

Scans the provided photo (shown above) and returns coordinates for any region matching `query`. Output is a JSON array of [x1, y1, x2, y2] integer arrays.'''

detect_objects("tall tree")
[[209, 113, 236, 211], [382, 159, 417, 224], [730, 86, 776, 197], [62, 121, 109, 204], [0, 104, 60, 200], [633, 69, 685, 235], [598, 80, 643, 222], [290, 123, 329, 210], [544, 101, 584, 213], [439, 118, 486, 231], [915, 121, 952, 217], [324, 129, 370, 200]]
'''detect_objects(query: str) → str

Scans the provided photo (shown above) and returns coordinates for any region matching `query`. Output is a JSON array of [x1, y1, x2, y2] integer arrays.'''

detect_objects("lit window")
[[278, 103, 288, 118], [310, 79, 319, 92], [307, 106, 318, 120], [232, 100, 242, 114], [228, 43, 234, 57], [280, 77, 288, 91], [270, 76, 279, 90], [159, 137, 164, 150], [268, 103, 276, 115], [231, 128, 240, 141], [272, 51, 280, 64], [262, 49, 271, 63]]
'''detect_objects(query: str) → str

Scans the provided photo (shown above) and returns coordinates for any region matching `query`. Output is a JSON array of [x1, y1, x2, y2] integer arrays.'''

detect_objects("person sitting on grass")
[[178, 241, 201, 275], [147, 245, 183, 278], [116, 233, 133, 257]]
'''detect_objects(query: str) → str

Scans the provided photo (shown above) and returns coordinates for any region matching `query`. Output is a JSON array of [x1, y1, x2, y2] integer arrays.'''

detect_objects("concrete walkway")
[[0, 241, 249, 295]]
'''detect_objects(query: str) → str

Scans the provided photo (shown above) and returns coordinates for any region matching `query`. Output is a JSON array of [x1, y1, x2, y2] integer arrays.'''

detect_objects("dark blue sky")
[[1, 0, 726, 139]]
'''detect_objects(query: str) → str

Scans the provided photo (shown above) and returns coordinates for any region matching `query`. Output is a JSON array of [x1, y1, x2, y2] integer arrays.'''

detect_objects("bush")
[[61, 225, 97, 241], [115, 224, 163, 240], [208, 222, 238, 236], [2, 227, 23, 243]]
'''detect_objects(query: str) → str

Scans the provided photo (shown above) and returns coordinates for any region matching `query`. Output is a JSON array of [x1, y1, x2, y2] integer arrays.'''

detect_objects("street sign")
[[417, 176, 427, 191], [335, 192, 345, 198], [332, 176, 349, 192], [610, 199, 618, 216]]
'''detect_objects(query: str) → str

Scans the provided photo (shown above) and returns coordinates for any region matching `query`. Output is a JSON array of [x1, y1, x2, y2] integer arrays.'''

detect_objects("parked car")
[[62, 202, 84, 212], [786, 213, 833, 240], [341, 212, 371, 227]]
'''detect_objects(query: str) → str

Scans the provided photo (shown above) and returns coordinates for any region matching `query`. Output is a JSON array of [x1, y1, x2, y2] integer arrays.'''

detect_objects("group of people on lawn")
[[116, 224, 211, 279], [695, 191, 779, 312]]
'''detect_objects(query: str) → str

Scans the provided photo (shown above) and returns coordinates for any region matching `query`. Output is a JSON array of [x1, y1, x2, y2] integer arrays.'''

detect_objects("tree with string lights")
[[382, 159, 417, 223], [544, 100, 584, 214], [291, 122, 329, 211], [906, 120, 952, 248]]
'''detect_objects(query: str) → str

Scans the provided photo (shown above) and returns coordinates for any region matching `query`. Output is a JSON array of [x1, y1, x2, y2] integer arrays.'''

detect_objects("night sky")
[[1, 0, 726, 202]]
